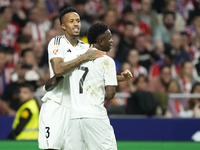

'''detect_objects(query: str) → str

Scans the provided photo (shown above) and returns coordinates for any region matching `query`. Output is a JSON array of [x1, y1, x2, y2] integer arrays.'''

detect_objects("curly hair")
[[59, 7, 78, 24], [87, 23, 108, 45]]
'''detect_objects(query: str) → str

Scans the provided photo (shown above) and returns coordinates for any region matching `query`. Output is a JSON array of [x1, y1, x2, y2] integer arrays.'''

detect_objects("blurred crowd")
[[0, 0, 200, 118]]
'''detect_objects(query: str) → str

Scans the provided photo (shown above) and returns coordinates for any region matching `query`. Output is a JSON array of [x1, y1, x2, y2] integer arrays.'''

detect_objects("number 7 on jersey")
[[78, 66, 89, 94]]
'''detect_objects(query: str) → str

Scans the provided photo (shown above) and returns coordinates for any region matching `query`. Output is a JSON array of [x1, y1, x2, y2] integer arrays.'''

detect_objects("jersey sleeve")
[[48, 36, 64, 61], [103, 56, 118, 86]]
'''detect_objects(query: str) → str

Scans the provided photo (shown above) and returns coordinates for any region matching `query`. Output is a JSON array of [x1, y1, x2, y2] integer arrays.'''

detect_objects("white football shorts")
[[65, 117, 117, 150], [38, 100, 70, 149]]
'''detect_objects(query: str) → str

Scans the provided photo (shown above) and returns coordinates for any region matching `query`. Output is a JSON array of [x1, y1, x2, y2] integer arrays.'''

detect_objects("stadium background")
[[1, 0, 200, 149]]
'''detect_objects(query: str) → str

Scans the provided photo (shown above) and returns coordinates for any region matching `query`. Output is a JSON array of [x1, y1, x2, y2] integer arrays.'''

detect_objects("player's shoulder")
[[49, 35, 68, 45], [49, 35, 62, 45], [78, 40, 90, 49], [96, 54, 114, 64]]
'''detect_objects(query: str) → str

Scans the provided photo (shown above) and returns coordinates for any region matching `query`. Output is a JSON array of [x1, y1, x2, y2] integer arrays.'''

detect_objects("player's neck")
[[93, 44, 103, 51], [64, 33, 79, 47]]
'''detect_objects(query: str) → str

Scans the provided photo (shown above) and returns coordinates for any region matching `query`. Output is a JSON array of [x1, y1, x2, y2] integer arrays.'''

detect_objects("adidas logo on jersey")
[[67, 49, 71, 52]]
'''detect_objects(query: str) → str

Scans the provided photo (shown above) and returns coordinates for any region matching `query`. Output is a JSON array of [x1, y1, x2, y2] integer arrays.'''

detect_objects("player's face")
[[102, 29, 113, 52], [61, 12, 81, 37]]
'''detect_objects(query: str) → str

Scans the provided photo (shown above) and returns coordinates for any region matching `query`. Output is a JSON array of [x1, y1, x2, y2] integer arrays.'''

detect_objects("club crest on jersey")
[[53, 49, 59, 55]]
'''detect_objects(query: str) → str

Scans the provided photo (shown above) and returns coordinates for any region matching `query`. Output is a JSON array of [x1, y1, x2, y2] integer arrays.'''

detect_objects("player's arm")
[[7, 108, 32, 139], [45, 76, 63, 91], [105, 86, 116, 100], [116, 69, 132, 82], [51, 45, 105, 77], [104, 57, 118, 100]]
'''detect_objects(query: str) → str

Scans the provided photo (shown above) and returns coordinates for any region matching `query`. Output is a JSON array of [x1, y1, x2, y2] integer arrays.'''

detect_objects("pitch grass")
[[0, 141, 200, 150]]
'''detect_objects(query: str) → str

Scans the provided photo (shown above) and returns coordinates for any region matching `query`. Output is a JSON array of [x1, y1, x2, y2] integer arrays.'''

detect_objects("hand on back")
[[83, 45, 105, 61]]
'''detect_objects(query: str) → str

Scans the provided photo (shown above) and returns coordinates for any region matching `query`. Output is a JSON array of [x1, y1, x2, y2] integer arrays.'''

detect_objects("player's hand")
[[121, 69, 132, 81], [83, 45, 105, 61]]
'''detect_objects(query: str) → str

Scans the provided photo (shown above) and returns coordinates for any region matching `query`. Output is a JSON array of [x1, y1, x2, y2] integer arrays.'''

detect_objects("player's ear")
[[98, 38, 104, 47], [61, 24, 66, 31]]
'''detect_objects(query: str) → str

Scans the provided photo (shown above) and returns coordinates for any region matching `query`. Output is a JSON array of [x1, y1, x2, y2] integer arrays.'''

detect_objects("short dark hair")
[[180, 60, 192, 69], [180, 31, 189, 37], [122, 6, 133, 15], [0, 6, 11, 14], [134, 75, 148, 84], [124, 21, 134, 27], [4, 46, 14, 54], [59, 7, 78, 24], [160, 64, 171, 72], [191, 82, 200, 93], [21, 48, 33, 58], [87, 23, 108, 45], [163, 11, 176, 20], [20, 83, 35, 92]]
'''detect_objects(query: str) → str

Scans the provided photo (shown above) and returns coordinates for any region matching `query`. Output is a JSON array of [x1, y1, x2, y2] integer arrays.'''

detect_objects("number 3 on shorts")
[[45, 127, 50, 138]]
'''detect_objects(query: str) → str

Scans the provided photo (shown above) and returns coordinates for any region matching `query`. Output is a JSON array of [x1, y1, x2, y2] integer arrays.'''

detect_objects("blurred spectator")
[[15, 34, 32, 64], [152, 0, 166, 14], [103, 9, 119, 31], [134, 34, 160, 71], [118, 7, 151, 38], [113, 0, 140, 15], [165, 80, 189, 118], [149, 64, 173, 114], [32, 41, 48, 73], [158, 0, 185, 32], [21, 22, 32, 38], [193, 57, 200, 82], [149, 44, 179, 79], [176, 0, 195, 22], [6, 84, 39, 140], [136, 0, 159, 34], [149, 64, 172, 93], [4, 46, 15, 85], [106, 31, 121, 74], [126, 49, 148, 81], [85, 0, 106, 20], [28, 7, 51, 44], [115, 22, 135, 63], [105, 0, 118, 11], [154, 12, 177, 45], [106, 81, 129, 115], [188, 82, 200, 118], [0, 62, 42, 116], [177, 60, 195, 93], [46, 0, 69, 17], [51, 16, 63, 35], [11, 0, 27, 27], [170, 33, 191, 65], [187, 14, 200, 64], [126, 75, 157, 116], [20, 48, 45, 83], [180, 31, 194, 59], [45, 29, 57, 46], [21, 0, 34, 12], [73, 0, 90, 37], [0, 48, 7, 94], [0, 6, 20, 47]]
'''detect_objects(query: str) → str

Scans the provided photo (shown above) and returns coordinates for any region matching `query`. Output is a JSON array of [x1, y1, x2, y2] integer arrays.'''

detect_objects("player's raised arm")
[[50, 45, 105, 77]]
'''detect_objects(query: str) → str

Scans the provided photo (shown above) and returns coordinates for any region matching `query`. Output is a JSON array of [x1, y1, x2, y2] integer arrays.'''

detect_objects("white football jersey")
[[69, 53, 118, 119], [41, 35, 89, 106]]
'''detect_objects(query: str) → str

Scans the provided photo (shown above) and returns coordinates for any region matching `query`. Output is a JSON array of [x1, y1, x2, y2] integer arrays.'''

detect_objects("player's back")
[[69, 54, 117, 119]]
